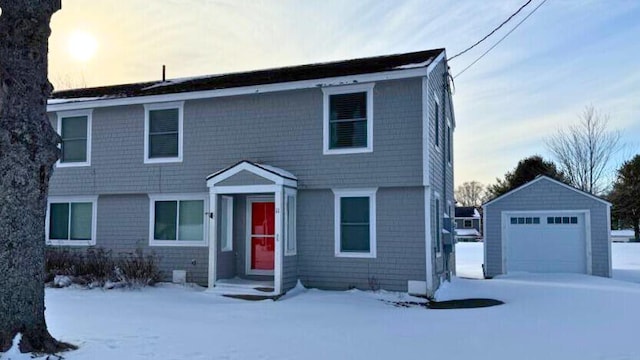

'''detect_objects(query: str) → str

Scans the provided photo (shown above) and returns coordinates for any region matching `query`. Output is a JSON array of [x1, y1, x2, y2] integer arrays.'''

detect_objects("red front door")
[[250, 201, 275, 271]]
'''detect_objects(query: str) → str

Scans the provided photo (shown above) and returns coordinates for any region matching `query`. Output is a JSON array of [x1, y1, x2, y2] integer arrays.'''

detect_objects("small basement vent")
[[172, 270, 187, 284]]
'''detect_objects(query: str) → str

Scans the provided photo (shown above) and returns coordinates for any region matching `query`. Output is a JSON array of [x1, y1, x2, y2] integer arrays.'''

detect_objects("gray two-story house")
[[46, 48, 455, 297]]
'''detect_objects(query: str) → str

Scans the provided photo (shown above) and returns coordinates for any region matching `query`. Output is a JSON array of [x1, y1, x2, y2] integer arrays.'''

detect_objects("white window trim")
[[434, 192, 442, 257], [433, 92, 441, 152], [46, 195, 98, 246], [220, 195, 233, 252], [144, 101, 184, 164], [333, 188, 377, 258], [322, 83, 374, 155], [148, 193, 208, 247], [56, 109, 92, 168], [284, 188, 297, 256]]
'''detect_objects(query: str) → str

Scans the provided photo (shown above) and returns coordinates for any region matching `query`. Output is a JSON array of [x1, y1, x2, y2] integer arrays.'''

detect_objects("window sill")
[[335, 251, 376, 259], [150, 240, 207, 247], [285, 250, 297, 256], [47, 240, 95, 246], [324, 147, 372, 155], [56, 161, 91, 168], [144, 157, 183, 164]]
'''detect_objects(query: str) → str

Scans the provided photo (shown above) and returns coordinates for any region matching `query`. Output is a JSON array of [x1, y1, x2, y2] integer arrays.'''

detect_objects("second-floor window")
[[322, 84, 374, 155], [57, 110, 92, 167], [144, 102, 183, 163]]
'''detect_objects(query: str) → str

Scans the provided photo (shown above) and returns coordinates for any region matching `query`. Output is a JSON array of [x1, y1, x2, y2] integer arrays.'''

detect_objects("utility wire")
[[453, 0, 549, 79], [448, 0, 533, 61]]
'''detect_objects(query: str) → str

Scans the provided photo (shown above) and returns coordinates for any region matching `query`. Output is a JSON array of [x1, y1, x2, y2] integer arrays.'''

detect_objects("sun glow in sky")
[[67, 30, 98, 62], [47, 0, 640, 187]]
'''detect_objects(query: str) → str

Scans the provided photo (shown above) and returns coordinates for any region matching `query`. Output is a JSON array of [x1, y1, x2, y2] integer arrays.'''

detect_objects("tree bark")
[[0, 0, 74, 354]]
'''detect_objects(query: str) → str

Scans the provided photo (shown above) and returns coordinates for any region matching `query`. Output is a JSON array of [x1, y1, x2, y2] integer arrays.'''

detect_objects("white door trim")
[[501, 210, 591, 275], [245, 196, 276, 276]]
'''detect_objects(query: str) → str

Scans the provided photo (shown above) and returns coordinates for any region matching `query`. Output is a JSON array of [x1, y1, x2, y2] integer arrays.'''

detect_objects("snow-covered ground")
[[2, 243, 640, 360]]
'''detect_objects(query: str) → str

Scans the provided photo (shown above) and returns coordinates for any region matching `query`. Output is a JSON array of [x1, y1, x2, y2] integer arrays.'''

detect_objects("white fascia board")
[[426, 51, 446, 75], [483, 176, 611, 208], [206, 161, 297, 188], [47, 67, 430, 112]]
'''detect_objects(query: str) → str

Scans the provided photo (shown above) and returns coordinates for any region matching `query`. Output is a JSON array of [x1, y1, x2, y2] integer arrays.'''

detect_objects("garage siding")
[[483, 178, 610, 278]]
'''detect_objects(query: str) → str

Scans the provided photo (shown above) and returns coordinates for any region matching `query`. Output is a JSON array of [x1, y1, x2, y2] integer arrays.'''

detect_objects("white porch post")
[[207, 191, 218, 288], [274, 187, 283, 295]]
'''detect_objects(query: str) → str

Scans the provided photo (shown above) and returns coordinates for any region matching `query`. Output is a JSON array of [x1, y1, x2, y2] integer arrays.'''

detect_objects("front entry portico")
[[206, 161, 297, 296]]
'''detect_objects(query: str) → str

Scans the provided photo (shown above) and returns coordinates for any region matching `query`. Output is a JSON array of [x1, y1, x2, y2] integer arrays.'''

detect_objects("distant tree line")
[[454, 106, 638, 239]]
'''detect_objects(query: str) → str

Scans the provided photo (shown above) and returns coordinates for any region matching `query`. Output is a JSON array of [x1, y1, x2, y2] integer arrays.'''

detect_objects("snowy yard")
[[4, 243, 640, 360]]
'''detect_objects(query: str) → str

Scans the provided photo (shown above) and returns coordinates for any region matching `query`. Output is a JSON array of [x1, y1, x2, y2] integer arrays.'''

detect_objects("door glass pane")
[[155, 201, 177, 240], [251, 202, 274, 236], [178, 200, 204, 241], [49, 203, 69, 240], [70, 202, 92, 240]]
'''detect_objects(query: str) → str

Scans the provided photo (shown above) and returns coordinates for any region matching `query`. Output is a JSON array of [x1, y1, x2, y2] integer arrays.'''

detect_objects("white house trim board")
[[322, 83, 375, 155], [500, 210, 592, 275], [211, 185, 282, 195], [426, 51, 446, 75], [606, 204, 612, 277], [483, 176, 611, 207], [421, 77, 431, 187], [284, 187, 297, 256], [143, 101, 184, 164], [207, 161, 297, 188], [46, 195, 98, 246], [148, 193, 208, 247], [55, 109, 93, 168], [47, 67, 431, 112], [274, 189, 283, 295], [332, 188, 377, 259], [208, 193, 218, 288]]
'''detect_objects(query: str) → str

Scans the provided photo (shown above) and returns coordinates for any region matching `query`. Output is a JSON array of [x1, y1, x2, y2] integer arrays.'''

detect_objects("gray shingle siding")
[[297, 187, 426, 292], [425, 58, 455, 290], [484, 178, 610, 278], [50, 78, 424, 196], [96, 194, 209, 285]]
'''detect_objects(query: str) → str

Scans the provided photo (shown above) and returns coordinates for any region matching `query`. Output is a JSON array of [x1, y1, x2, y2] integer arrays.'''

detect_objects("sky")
[[46, 0, 640, 187]]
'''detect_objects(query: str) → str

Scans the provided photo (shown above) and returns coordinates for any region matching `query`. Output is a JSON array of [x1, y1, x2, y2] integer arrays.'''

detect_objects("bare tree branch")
[[545, 105, 622, 195], [455, 181, 485, 207]]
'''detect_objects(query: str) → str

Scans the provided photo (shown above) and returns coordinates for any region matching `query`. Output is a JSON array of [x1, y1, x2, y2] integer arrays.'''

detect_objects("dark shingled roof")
[[51, 48, 444, 101], [455, 206, 478, 218]]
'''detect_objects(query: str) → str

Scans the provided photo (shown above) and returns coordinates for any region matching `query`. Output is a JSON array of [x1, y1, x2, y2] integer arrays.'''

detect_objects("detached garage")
[[483, 176, 611, 278]]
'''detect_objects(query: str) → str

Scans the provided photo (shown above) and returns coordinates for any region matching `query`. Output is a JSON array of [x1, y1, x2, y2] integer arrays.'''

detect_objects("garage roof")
[[483, 175, 611, 207]]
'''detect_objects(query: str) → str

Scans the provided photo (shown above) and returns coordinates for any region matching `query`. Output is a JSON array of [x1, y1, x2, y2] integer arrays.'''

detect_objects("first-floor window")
[[333, 188, 377, 258], [150, 195, 207, 246], [47, 197, 97, 246]]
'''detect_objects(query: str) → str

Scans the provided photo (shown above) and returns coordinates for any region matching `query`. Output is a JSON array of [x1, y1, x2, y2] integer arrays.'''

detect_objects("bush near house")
[[46, 247, 162, 288]]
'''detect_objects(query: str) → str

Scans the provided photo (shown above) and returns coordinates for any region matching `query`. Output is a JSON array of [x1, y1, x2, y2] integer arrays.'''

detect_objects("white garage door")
[[505, 213, 587, 274]]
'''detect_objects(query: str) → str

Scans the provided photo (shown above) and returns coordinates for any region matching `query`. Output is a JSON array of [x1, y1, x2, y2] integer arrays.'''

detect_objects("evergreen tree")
[[609, 155, 640, 240]]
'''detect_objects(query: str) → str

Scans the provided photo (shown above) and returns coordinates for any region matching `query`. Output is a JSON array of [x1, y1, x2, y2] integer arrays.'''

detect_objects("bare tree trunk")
[[0, 0, 75, 353]]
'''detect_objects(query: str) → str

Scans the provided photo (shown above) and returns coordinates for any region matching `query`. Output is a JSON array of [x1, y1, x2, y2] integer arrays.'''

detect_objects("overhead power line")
[[453, 0, 549, 79], [448, 0, 533, 61]]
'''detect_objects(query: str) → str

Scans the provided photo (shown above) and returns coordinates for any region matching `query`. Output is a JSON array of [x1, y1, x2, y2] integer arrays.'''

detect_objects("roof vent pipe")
[[162, 65, 166, 82]]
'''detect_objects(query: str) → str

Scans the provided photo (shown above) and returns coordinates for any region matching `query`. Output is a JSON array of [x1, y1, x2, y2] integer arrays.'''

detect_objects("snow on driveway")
[[2, 243, 639, 360]]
